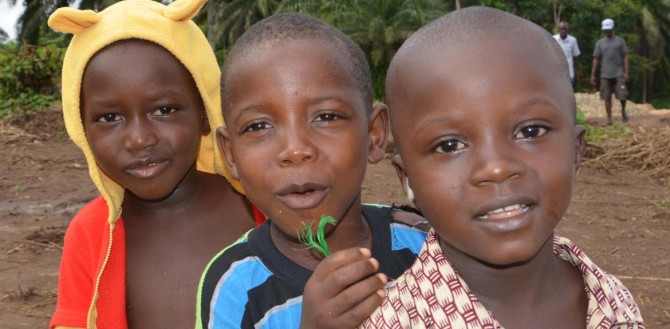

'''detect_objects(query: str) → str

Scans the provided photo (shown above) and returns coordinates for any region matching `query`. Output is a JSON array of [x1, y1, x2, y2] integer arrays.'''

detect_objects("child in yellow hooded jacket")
[[47, 0, 260, 328]]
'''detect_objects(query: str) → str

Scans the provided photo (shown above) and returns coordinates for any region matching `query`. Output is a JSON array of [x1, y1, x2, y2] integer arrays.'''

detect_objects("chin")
[[477, 243, 549, 269]]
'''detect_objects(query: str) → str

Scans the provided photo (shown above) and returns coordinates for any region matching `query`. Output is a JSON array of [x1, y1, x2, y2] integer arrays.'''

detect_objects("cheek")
[[535, 145, 577, 218], [175, 128, 202, 154], [232, 145, 271, 189], [86, 130, 118, 170], [409, 160, 465, 214], [543, 164, 575, 212]]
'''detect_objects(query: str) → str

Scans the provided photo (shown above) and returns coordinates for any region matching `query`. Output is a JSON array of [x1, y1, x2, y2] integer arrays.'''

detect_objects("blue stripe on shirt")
[[255, 296, 303, 329], [390, 223, 428, 254], [210, 256, 272, 328]]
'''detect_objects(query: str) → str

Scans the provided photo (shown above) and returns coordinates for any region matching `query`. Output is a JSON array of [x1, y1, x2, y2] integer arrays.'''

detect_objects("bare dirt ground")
[[1, 95, 669, 328]]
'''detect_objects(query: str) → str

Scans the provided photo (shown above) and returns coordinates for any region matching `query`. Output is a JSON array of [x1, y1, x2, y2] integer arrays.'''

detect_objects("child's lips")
[[478, 204, 529, 220], [125, 159, 169, 179], [474, 198, 535, 233], [276, 183, 329, 210]]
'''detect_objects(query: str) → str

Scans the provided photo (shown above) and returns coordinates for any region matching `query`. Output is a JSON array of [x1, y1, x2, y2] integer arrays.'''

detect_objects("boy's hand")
[[300, 248, 387, 329]]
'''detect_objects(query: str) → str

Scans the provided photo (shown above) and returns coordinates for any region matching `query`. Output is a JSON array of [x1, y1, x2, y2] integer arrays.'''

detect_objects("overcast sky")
[[0, 0, 25, 40]]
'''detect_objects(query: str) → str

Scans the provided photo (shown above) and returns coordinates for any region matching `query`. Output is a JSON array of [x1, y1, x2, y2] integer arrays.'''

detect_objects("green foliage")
[[584, 122, 630, 146], [576, 109, 586, 125], [0, 93, 58, 118], [650, 95, 670, 109], [7, 0, 670, 106], [207, 0, 282, 51], [297, 215, 336, 257], [0, 42, 63, 118], [278, 0, 447, 100], [0, 28, 8, 43]]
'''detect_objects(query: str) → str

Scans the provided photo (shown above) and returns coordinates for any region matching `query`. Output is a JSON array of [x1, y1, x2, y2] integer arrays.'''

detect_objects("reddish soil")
[[0, 108, 669, 328]]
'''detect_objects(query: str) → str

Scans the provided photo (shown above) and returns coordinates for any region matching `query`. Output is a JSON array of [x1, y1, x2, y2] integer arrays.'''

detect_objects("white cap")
[[602, 18, 614, 30]]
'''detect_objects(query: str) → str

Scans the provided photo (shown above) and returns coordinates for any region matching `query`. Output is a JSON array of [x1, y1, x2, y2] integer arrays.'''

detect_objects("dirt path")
[[1, 107, 669, 328]]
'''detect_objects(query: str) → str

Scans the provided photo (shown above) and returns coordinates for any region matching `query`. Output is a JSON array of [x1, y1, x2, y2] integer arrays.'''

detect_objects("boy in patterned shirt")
[[361, 7, 645, 329]]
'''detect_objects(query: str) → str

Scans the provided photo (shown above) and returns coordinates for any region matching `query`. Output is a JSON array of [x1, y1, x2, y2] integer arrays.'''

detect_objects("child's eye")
[[151, 106, 177, 116], [243, 121, 272, 133], [515, 125, 548, 139], [434, 139, 466, 154], [96, 113, 122, 123], [314, 112, 340, 122]]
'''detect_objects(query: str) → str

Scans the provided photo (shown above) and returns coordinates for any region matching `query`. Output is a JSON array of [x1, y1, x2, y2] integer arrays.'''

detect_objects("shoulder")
[[64, 196, 111, 242], [362, 204, 427, 249], [199, 230, 276, 301], [196, 229, 302, 328], [197, 230, 277, 329], [200, 232, 258, 285], [553, 237, 644, 324], [387, 206, 429, 250], [69, 196, 110, 226], [389, 205, 430, 232]]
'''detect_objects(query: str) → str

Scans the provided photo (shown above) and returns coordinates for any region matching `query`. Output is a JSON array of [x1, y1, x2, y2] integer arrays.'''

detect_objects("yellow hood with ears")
[[48, 0, 242, 226]]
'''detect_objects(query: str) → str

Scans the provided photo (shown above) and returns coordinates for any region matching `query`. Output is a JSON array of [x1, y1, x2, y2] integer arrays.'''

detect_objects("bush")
[[650, 96, 670, 110], [0, 42, 64, 118]]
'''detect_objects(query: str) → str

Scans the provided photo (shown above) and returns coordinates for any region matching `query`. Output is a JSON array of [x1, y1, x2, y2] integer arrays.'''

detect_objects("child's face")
[[81, 41, 208, 201], [219, 39, 386, 238], [390, 38, 584, 266]]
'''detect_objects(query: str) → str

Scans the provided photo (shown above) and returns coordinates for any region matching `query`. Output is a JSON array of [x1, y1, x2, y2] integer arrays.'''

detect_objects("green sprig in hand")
[[298, 215, 336, 257]]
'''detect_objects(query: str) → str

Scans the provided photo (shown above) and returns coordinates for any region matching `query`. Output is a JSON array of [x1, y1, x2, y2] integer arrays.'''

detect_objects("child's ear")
[[216, 126, 240, 180], [367, 102, 388, 164], [391, 154, 415, 205], [574, 124, 586, 172]]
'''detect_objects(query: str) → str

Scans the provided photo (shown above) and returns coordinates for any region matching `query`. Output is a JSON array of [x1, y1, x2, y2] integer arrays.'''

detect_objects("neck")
[[441, 235, 567, 308], [270, 195, 371, 270], [122, 164, 204, 218]]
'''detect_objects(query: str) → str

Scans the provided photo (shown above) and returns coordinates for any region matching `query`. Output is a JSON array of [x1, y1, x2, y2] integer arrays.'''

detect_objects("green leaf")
[[297, 215, 337, 257]]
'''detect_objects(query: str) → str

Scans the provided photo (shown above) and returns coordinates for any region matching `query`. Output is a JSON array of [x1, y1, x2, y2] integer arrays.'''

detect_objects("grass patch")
[[584, 123, 630, 146]]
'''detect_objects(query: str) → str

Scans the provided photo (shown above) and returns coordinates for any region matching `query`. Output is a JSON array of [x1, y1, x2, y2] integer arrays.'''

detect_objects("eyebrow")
[[415, 115, 458, 133], [414, 97, 561, 132], [234, 94, 354, 115], [512, 96, 561, 112], [86, 89, 191, 107]]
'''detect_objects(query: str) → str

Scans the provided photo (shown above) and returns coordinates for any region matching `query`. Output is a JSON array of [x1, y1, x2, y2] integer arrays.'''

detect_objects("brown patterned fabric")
[[360, 230, 645, 329]]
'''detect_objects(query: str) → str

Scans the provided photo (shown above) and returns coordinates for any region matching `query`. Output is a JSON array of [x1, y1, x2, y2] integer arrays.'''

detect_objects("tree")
[[294, 0, 447, 99], [327, 0, 446, 99], [10, 0, 68, 45], [0, 28, 8, 43], [206, 0, 281, 51]]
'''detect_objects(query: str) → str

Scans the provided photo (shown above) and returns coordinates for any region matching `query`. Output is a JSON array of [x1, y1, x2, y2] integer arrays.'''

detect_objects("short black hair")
[[220, 13, 373, 119], [387, 6, 573, 116]]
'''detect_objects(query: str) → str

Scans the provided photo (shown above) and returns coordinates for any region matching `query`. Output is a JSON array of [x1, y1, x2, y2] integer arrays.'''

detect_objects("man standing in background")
[[591, 18, 629, 125], [554, 21, 582, 90]]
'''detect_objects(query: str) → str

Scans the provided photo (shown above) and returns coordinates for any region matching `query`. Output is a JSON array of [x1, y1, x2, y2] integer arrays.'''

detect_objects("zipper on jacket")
[[86, 222, 115, 329]]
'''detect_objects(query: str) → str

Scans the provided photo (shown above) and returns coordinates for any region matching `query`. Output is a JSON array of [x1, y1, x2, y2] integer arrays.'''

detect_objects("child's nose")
[[277, 127, 317, 166], [470, 142, 525, 186], [124, 118, 158, 152]]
